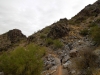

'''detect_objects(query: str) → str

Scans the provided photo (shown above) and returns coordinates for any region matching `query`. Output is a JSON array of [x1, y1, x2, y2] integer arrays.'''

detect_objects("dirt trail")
[[52, 57, 68, 75], [53, 65, 68, 75], [50, 54, 68, 75], [53, 65, 62, 75], [58, 66, 62, 75]]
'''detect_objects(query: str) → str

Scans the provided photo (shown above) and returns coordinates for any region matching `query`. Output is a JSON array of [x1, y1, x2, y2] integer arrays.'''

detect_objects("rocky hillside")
[[0, 0, 100, 75], [27, 0, 100, 75], [47, 18, 69, 39], [0, 29, 26, 51], [70, 0, 100, 24]]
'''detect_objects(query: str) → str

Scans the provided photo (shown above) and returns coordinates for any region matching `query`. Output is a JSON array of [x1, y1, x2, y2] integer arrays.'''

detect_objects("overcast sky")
[[0, 0, 97, 36]]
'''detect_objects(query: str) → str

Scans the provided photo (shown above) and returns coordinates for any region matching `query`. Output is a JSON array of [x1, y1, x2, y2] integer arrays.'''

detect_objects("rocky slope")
[[0, 29, 26, 51], [0, 0, 100, 75], [70, 0, 100, 24], [33, 0, 100, 74]]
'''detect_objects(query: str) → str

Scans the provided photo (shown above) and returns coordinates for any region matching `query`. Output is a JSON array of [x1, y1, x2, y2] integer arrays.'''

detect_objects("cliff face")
[[0, 29, 26, 51]]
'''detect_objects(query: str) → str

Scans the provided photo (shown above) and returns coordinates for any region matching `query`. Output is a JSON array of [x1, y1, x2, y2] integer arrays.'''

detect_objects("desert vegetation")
[[71, 49, 99, 75], [0, 43, 46, 75], [46, 38, 63, 49], [80, 28, 89, 36], [89, 22, 100, 45]]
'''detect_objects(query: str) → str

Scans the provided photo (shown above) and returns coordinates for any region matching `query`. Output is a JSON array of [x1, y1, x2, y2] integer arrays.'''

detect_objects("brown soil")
[[53, 65, 62, 75]]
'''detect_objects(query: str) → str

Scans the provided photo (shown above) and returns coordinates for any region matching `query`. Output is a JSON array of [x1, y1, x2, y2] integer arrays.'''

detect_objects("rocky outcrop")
[[47, 18, 70, 39], [7, 29, 26, 43], [0, 29, 26, 51], [0, 72, 4, 75], [71, 0, 100, 23], [43, 54, 62, 75], [44, 54, 56, 70], [69, 49, 78, 58]]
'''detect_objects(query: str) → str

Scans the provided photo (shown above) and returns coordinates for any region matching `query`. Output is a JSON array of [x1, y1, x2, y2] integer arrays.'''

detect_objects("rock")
[[47, 18, 70, 39], [0, 72, 4, 75], [46, 73, 49, 75], [46, 64, 52, 70], [44, 54, 56, 70], [50, 70, 56, 75], [90, 41, 97, 46], [51, 60, 56, 65], [71, 70, 76, 74], [63, 55, 71, 63], [69, 49, 78, 58], [50, 66, 57, 70], [63, 61, 71, 69], [64, 45, 71, 51]]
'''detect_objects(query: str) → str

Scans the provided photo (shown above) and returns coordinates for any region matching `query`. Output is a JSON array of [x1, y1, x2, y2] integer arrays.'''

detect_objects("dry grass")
[[71, 48, 99, 75]]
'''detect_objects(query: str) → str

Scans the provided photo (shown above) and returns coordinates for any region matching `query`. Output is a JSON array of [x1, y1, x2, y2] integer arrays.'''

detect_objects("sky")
[[0, 0, 97, 36]]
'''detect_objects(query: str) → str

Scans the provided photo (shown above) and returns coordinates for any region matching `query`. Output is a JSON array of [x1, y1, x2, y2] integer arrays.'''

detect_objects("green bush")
[[89, 26, 100, 45], [43, 27, 50, 34], [40, 34, 46, 39], [46, 38, 54, 45], [46, 38, 63, 48], [0, 44, 46, 75], [88, 22, 97, 27], [80, 29, 88, 36], [53, 40, 63, 48]]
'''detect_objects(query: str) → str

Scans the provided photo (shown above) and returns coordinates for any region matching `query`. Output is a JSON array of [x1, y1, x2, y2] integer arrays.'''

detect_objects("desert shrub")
[[72, 49, 98, 75], [88, 18, 100, 27], [89, 26, 100, 45], [88, 22, 97, 27], [0, 44, 46, 75], [53, 39, 63, 48], [40, 34, 46, 39], [80, 29, 88, 36], [46, 38, 54, 45], [45, 38, 63, 48], [68, 20, 76, 25], [43, 27, 51, 34]]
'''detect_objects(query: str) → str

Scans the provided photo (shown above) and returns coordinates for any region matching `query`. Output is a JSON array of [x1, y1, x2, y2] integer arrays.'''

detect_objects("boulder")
[[63, 61, 71, 69], [63, 55, 71, 63], [47, 18, 70, 39], [0, 72, 4, 75], [44, 54, 56, 70], [50, 66, 57, 70], [69, 49, 78, 57]]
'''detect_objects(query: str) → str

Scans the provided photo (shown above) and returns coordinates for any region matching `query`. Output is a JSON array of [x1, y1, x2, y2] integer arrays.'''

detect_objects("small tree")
[[0, 44, 46, 75], [80, 29, 89, 36]]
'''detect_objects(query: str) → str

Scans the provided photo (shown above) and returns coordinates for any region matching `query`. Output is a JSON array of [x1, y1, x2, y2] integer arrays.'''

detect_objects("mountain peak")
[[0, 29, 26, 51], [7, 29, 26, 43]]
